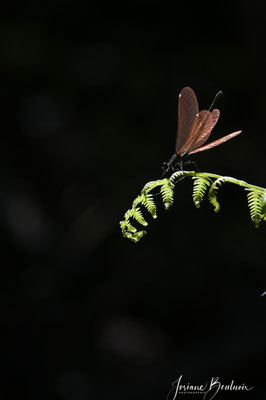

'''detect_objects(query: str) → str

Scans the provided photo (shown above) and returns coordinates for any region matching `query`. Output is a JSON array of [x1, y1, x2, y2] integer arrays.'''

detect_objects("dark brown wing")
[[176, 87, 199, 153], [188, 130, 242, 155], [177, 110, 213, 157], [187, 109, 220, 153], [211, 109, 220, 127]]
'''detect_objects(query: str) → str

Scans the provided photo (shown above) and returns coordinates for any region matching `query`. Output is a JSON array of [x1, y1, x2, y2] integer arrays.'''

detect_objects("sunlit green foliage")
[[120, 171, 266, 242]]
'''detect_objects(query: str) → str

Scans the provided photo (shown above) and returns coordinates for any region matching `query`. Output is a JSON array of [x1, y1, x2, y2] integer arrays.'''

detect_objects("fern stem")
[[189, 172, 266, 193]]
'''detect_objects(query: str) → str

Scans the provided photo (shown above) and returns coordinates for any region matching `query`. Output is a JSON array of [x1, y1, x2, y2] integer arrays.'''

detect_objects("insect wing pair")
[[163, 87, 242, 173]]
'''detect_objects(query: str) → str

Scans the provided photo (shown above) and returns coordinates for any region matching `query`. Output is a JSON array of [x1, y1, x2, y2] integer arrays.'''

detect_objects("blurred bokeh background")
[[1, 3, 266, 399]]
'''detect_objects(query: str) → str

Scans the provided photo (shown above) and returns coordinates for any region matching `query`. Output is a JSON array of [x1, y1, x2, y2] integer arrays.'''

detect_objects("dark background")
[[1, 3, 266, 400]]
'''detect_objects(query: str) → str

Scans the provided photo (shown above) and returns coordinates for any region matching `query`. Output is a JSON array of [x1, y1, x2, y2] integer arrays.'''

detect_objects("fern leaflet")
[[160, 181, 174, 210], [133, 207, 148, 226], [245, 188, 264, 227], [192, 176, 212, 208], [261, 193, 266, 221], [142, 193, 157, 218], [208, 177, 227, 212]]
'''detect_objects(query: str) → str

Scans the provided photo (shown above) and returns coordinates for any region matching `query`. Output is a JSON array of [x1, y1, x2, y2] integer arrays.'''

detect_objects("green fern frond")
[[142, 179, 166, 193], [121, 227, 146, 242], [168, 170, 188, 185], [120, 219, 137, 234], [120, 170, 266, 242], [142, 193, 157, 218], [132, 194, 144, 208], [245, 188, 264, 227], [208, 177, 227, 212], [192, 176, 212, 208], [132, 207, 148, 226], [261, 193, 266, 221], [129, 230, 147, 242], [123, 209, 135, 222], [120, 212, 147, 242], [160, 181, 174, 210]]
